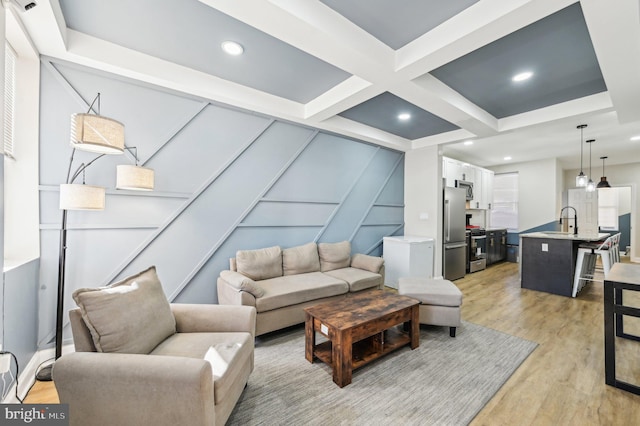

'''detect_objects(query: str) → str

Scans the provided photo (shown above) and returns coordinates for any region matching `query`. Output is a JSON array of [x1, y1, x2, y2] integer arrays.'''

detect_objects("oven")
[[468, 228, 487, 273]]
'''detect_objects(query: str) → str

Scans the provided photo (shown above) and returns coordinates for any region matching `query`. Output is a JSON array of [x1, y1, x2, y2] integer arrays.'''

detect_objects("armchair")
[[52, 266, 256, 426]]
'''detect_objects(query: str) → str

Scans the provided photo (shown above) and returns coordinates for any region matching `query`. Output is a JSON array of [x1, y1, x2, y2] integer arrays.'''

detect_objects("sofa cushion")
[[351, 253, 384, 273], [236, 246, 283, 280], [150, 332, 253, 406], [318, 241, 351, 272], [72, 266, 176, 354], [283, 242, 320, 276], [324, 267, 383, 292], [255, 272, 349, 313], [219, 270, 265, 298]]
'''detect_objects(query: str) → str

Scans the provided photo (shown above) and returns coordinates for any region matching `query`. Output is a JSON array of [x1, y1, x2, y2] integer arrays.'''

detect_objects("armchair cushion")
[[150, 332, 254, 406], [318, 241, 351, 272], [72, 266, 176, 354]]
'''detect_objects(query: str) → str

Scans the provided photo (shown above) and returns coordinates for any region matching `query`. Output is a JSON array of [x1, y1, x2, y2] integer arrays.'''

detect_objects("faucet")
[[559, 206, 578, 235]]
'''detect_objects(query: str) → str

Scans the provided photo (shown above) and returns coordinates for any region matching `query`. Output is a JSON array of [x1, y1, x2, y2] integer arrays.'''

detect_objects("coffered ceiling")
[[12, 0, 640, 168]]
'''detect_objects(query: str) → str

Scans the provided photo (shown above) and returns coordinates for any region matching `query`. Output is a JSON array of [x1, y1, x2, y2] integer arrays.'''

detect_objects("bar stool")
[[572, 234, 620, 297]]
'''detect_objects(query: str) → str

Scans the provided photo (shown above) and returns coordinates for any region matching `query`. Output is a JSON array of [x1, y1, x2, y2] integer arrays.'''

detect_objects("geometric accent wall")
[[37, 59, 404, 347]]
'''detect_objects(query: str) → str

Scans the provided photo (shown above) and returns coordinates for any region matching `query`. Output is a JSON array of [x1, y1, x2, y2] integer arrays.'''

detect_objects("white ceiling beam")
[[580, 0, 640, 124], [499, 92, 613, 132]]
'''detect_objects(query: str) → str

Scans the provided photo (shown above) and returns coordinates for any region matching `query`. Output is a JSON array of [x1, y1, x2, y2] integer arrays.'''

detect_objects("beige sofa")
[[217, 241, 385, 336], [54, 266, 256, 426]]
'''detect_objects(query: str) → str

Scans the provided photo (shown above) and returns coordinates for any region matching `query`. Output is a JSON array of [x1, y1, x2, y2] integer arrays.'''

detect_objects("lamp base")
[[36, 364, 53, 382]]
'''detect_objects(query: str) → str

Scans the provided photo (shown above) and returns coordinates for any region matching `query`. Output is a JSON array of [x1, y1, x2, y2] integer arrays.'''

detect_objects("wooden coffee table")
[[304, 289, 420, 387]]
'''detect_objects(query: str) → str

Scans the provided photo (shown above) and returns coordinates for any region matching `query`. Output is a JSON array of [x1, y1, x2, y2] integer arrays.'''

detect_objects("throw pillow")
[[318, 241, 351, 272], [283, 242, 321, 275], [72, 266, 176, 354], [236, 246, 283, 280]]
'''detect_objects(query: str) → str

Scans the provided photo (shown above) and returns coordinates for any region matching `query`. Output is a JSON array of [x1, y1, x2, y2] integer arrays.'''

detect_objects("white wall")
[[491, 158, 562, 231], [404, 145, 442, 276], [4, 10, 40, 267]]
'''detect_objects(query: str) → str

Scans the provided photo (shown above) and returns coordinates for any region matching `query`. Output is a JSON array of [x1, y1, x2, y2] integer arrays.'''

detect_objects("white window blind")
[[598, 187, 619, 231], [3, 42, 16, 158], [490, 172, 519, 231]]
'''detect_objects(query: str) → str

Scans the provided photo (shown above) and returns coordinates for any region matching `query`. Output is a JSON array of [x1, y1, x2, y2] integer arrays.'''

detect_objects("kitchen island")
[[520, 232, 610, 297]]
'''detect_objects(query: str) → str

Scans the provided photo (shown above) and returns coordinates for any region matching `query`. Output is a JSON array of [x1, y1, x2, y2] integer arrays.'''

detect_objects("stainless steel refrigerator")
[[443, 187, 467, 280]]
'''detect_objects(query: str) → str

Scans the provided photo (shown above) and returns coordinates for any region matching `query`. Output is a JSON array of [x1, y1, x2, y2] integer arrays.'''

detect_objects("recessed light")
[[463, 140, 474, 146], [630, 135, 640, 141], [512, 71, 533, 82], [221, 41, 244, 56], [504, 156, 512, 161], [398, 113, 411, 121]]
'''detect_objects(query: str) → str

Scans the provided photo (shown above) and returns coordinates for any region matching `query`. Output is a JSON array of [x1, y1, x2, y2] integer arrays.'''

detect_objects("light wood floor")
[[25, 260, 640, 424]]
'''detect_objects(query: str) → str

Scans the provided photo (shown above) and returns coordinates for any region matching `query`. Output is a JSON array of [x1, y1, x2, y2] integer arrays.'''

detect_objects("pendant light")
[[585, 139, 596, 192], [597, 156, 611, 188], [575, 124, 588, 187]]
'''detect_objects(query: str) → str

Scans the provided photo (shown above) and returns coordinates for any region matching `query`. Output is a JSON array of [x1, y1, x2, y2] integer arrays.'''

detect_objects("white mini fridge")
[[383, 236, 435, 289]]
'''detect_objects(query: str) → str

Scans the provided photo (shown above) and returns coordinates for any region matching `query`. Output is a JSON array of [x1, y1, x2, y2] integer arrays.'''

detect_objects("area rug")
[[227, 321, 537, 426]]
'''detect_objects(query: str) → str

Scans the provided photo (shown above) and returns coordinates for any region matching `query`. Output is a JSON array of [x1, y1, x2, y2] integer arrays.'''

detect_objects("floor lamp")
[[36, 94, 154, 381]]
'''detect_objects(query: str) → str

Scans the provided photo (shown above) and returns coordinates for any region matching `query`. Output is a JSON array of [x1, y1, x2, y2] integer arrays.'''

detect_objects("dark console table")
[[604, 262, 640, 395]]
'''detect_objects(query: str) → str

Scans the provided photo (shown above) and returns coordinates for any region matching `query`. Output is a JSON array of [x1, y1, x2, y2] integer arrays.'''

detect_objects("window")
[[490, 172, 519, 231], [3, 42, 16, 159], [598, 188, 619, 231]]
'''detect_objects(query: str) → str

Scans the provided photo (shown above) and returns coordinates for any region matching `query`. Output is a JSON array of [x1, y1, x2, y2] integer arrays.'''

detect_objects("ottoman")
[[398, 277, 462, 337]]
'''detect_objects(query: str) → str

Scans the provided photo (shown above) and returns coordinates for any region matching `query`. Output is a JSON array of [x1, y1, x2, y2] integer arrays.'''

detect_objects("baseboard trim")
[[1, 345, 75, 403]]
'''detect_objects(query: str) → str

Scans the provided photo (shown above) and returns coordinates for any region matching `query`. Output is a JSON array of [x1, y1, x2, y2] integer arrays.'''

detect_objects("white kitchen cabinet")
[[383, 236, 435, 289], [443, 157, 474, 187], [442, 157, 494, 209], [481, 169, 494, 209], [443, 157, 461, 187]]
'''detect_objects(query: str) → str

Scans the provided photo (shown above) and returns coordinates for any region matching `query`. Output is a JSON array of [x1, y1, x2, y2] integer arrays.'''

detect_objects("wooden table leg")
[[332, 330, 352, 387], [410, 305, 420, 349], [305, 312, 315, 363]]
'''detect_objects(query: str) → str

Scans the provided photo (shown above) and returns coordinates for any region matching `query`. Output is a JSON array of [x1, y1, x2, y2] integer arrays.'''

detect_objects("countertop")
[[520, 232, 610, 242]]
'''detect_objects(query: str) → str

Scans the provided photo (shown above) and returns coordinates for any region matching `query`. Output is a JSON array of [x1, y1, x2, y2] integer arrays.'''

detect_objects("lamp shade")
[[59, 184, 106, 210], [576, 172, 588, 187], [597, 177, 611, 188], [70, 113, 125, 154], [116, 165, 154, 191]]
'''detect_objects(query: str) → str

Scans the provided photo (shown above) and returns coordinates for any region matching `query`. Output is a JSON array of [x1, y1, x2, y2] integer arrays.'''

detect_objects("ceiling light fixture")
[[575, 124, 588, 187], [504, 156, 512, 161], [398, 113, 411, 121], [597, 156, 611, 189], [221, 40, 244, 56], [512, 71, 533, 82], [463, 140, 473, 146], [585, 139, 596, 192], [630, 135, 640, 141]]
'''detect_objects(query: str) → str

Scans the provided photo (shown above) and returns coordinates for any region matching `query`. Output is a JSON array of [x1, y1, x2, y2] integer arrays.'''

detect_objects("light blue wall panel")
[[148, 104, 273, 193], [377, 161, 405, 204], [265, 133, 377, 202], [110, 122, 315, 299], [37, 58, 404, 341], [320, 148, 403, 247], [364, 206, 404, 224], [2, 260, 39, 394], [243, 201, 337, 227]]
